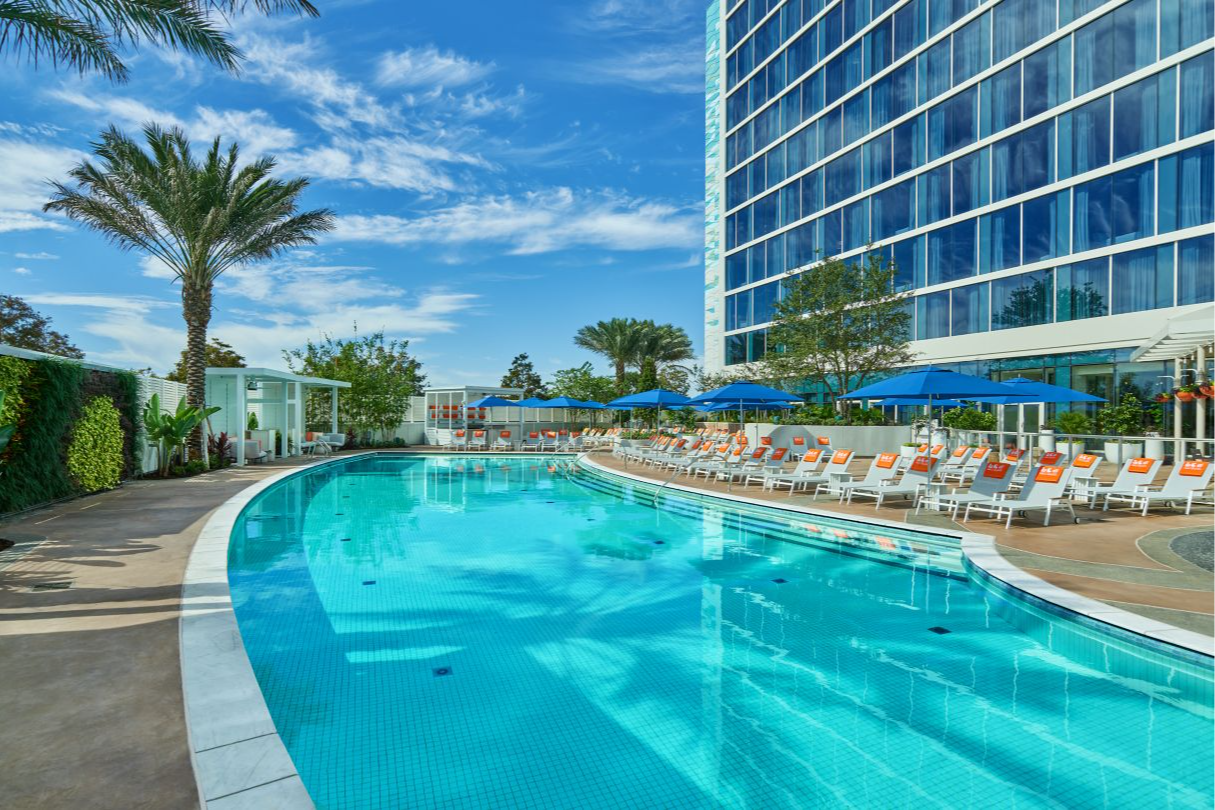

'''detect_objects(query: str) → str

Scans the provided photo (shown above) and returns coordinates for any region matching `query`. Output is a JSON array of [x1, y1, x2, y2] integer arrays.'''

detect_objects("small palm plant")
[[142, 393, 220, 476]]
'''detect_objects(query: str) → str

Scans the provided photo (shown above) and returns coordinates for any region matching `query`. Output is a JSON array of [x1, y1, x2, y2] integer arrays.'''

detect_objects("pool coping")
[[579, 454, 1215, 659]]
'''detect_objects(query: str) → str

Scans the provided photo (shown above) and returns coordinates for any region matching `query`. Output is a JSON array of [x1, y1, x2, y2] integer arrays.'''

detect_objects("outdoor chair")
[[1011, 450, 1065, 487], [824, 451, 903, 500], [964, 465, 1077, 529], [1068, 456, 1162, 507], [540, 431, 559, 452], [760, 449, 827, 492], [523, 431, 542, 451], [1104, 459, 1215, 516], [939, 446, 992, 484], [468, 430, 488, 451], [450, 430, 468, 451], [916, 460, 1018, 519], [492, 430, 514, 451], [691, 445, 744, 479], [717, 447, 770, 482], [772, 449, 855, 495], [741, 448, 788, 487], [847, 454, 940, 508], [935, 446, 974, 480], [789, 435, 807, 460]]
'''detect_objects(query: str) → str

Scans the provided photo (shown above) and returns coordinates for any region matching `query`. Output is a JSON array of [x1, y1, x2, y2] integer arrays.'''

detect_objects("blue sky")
[[0, 0, 706, 385]]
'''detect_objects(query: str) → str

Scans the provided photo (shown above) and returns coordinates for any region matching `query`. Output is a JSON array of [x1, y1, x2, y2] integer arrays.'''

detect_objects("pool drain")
[[928, 626, 951, 634], [433, 667, 452, 677], [363, 580, 376, 585]]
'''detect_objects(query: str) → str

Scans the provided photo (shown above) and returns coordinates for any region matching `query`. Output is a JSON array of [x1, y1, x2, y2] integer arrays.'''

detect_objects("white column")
[[294, 381, 304, 456], [1197, 345, 1208, 447], [330, 387, 339, 433], [1175, 357, 1184, 460], [281, 382, 289, 460], [235, 372, 246, 466]]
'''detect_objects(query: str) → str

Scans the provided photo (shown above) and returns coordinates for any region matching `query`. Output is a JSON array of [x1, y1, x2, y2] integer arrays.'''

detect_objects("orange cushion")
[[1127, 458, 1154, 474], [910, 455, 936, 472], [772, 448, 787, 460], [831, 450, 852, 464], [982, 462, 1010, 478], [1180, 460, 1209, 476], [1040, 451, 1063, 465], [1035, 465, 1065, 483], [876, 452, 898, 468], [1073, 453, 1098, 468], [804, 449, 823, 461]]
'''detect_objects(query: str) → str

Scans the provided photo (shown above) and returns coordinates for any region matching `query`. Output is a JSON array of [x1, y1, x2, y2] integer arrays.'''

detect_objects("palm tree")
[[45, 124, 334, 454], [0, 0, 319, 83], [631, 321, 694, 388], [573, 318, 645, 394]]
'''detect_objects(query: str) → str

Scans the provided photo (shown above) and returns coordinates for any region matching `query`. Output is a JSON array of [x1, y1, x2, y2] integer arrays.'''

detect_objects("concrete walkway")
[[0, 457, 320, 810]]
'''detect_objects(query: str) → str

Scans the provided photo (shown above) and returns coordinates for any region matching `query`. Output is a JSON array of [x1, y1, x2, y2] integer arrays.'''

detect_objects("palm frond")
[[0, 0, 127, 80]]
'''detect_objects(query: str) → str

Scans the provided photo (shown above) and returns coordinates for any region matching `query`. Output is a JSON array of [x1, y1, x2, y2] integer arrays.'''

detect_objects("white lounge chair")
[[449, 429, 468, 451], [1071, 456, 1163, 507], [935, 445, 974, 480], [917, 460, 1018, 519], [718, 447, 770, 482], [522, 431, 542, 451], [540, 431, 559, 452], [965, 465, 1077, 528], [939, 445, 993, 484], [467, 430, 488, 451], [692, 445, 745, 479], [1105, 459, 1215, 516], [822, 451, 902, 500], [741, 448, 789, 487], [847, 454, 941, 508], [491, 430, 514, 451], [761, 449, 828, 492]]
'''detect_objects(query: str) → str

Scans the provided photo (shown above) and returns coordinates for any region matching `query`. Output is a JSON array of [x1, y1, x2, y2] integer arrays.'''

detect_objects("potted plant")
[[900, 441, 921, 460], [246, 410, 259, 439], [1175, 384, 1199, 402], [1143, 403, 1166, 460], [1201, 382, 1214, 398], [1050, 411, 1091, 458], [1097, 394, 1145, 464], [1153, 392, 1171, 403]]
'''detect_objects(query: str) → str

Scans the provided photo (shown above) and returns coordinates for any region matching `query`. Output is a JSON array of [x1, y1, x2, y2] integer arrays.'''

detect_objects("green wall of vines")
[[67, 397, 125, 492]]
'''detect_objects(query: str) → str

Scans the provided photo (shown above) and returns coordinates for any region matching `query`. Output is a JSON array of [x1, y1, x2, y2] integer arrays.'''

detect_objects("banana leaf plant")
[[142, 393, 221, 476]]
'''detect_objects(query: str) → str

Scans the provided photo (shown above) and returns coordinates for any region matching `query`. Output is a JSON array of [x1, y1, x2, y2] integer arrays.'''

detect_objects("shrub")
[[850, 407, 888, 426], [1097, 394, 1146, 441], [67, 396, 125, 492], [1050, 411, 1092, 436], [942, 407, 997, 431], [779, 404, 839, 425], [0, 359, 83, 513]]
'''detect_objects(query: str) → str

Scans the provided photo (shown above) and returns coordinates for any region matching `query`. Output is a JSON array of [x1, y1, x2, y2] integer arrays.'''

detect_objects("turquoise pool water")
[[229, 454, 1214, 809]]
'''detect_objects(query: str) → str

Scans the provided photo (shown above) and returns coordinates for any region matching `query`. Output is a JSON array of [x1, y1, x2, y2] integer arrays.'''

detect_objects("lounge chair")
[[935, 446, 974, 480], [540, 431, 559, 452], [523, 431, 542, 451], [847, 454, 940, 508], [492, 430, 514, 451], [1104, 459, 1215, 515], [1010, 450, 1065, 487], [1062, 452, 1104, 494], [691, 445, 745, 479], [741, 448, 788, 487], [939, 445, 992, 484], [964, 465, 1077, 528], [825, 451, 903, 500], [761, 449, 827, 492], [814, 435, 834, 454], [468, 430, 488, 451], [717, 447, 770, 482], [450, 429, 468, 451], [789, 435, 807, 460], [917, 460, 1018, 519], [1069, 456, 1161, 507]]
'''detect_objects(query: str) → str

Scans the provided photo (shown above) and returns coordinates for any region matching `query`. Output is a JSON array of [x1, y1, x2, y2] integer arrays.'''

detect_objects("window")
[[727, 290, 750, 331], [752, 280, 780, 325], [952, 12, 990, 86], [891, 234, 925, 291], [727, 171, 748, 210], [1161, 0, 1215, 58], [873, 180, 915, 240], [1158, 143, 1215, 234], [781, 182, 800, 228], [1073, 0, 1156, 96], [1113, 69, 1176, 162], [1058, 95, 1110, 180], [992, 269, 1053, 330], [1022, 191, 1070, 264], [821, 208, 843, 255], [952, 147, 988, 216], [748, 329, 769, 362], [843, 91, 869, 145], [927, 219, 977, 285], [753, 190, 779, 239], [801, 169, 823, 219], [1180, 51, 1214, 139], [748, 244, 766, 284], [865, 132, 893, 189], [951, 283, 989, 336], [786, 221, 817, 269], [893, 0, 925, 61], [928, 86, 978, 162], [991, 120, 1054, 202], [866, 17, 893, 79], [842, 198, 869, 252], [892, 114, 926, 177], [765, 233, 786, 277], [917, 291, 950, 339], [1111, 246, 1173, 315], [820, 105, 842, 159], [1073, 162, 1154, 251], [825, 148, 861, 206], [918, 164, 950, 226], [980, 63, 1021, 139], [993, 0, 1054, 63], [918, 39, 951, 105], [1178, 235, 1215, 305], [726, 333, 747, 365], [1057, 258, 1109, 321], [727, 252, 748, 290], [979, 205, 1020, 274], [1023, 37, 1070, 119]]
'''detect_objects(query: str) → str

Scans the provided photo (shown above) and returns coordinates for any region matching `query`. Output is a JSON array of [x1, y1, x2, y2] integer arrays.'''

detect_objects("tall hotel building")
[[704, 0, 1214, 418]]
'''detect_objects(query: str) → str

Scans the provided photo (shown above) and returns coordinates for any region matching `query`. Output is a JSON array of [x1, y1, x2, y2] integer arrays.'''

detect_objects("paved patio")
[[0, 456, 321, 810]]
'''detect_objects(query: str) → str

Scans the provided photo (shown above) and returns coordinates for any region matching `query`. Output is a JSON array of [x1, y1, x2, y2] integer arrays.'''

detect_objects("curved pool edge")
[[577, 454, 1215, 661], [179, 453, 377, 809]]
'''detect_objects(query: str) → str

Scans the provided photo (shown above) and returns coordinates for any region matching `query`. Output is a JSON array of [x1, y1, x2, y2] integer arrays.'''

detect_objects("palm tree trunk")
[[615, 359, 626, 394], [182, 284, 212, 459]]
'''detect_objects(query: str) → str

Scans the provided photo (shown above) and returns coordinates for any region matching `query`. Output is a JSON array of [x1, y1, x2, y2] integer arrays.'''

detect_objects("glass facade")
[[713, 0, 1215, 368]]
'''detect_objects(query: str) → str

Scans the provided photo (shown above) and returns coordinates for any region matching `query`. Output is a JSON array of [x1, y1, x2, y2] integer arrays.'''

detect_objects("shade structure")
[[607, 389, 694, 408], [578, 400, 607, 409], [840, 367, 1017, 400], [465, 395, 520, 408], [872, 397, 964, 407], [966, 377, 1106, 404], [536, 396, 587, 408], [514, 397, 550, 408], [690, 381, 803, 406], [700, 401, 791, 412]]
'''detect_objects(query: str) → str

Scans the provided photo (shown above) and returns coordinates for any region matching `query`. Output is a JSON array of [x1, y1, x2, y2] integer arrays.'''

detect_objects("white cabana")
[[205, 367, 350, 465]]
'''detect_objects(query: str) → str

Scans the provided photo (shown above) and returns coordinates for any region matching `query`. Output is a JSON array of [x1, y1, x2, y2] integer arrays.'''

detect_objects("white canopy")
[[1129, 305, 1215, 363]]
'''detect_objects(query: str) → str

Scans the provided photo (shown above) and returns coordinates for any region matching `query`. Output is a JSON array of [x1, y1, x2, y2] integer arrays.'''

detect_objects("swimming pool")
[[228, 454, 1214, 808]]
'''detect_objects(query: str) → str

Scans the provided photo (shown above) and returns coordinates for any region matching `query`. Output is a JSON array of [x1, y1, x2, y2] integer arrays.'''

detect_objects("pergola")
[[205, 367, 351, 466], [1130, 304, 1214, 456]]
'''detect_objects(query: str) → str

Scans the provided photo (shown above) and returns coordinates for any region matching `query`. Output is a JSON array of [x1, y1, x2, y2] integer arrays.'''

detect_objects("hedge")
[[0, 355, 141, 514]]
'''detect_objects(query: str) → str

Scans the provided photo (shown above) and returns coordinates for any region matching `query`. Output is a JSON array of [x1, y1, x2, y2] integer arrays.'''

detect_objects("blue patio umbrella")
[[608, 389, 694, 430], [965, 377, 1106, 404], [700, 401, 791, 411], [514, 397, 550, 408], [578, 400, 607, 409], [690, 381, 803, 406], [840, 367, 1017, 401], [872, 397, 965, 407], [537, 396, 588, 408], [465, 395, 520, 408]]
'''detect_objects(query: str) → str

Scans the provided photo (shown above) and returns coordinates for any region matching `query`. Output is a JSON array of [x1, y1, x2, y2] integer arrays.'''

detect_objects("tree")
[[549, 363, 615, 404], [165, 337, 244, 382], [0, 0, 319, 83], [573, 318, 644, 394], [766, 253, 917, 421], [500, 353, 548, 398], [284, 329, 425, 441], [631, 321, 694, 386], [0, 295, 84, 358], [46, 124, 333, 455]]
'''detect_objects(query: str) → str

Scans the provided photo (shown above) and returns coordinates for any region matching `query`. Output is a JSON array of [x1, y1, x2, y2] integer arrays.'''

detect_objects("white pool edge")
[[179, 453, 376, 809], [579, 454, 1215, 659]]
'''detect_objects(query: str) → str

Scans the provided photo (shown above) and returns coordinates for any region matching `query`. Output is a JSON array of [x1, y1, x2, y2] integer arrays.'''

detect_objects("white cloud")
[[574, 45, 704, 94], [0, 139, 85, 233], [13, 266, 31, 275], [330, 188, 700, 254], [23, 292, 175, 313], [15, 251, 59, 260], [140, 256, 178, 279], [376, 46, 494, 88], [281, 134, 487, 193]]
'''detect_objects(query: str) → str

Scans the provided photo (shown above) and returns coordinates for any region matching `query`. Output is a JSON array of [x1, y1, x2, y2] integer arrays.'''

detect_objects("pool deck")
[[588, 451, 1215, 637], [0, 447, 1210, 809]]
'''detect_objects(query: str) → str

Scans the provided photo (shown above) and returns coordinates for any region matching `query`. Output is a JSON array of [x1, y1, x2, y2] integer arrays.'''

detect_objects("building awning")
[[1129, 305, 1215, 363], [205, 366, 351, 389]]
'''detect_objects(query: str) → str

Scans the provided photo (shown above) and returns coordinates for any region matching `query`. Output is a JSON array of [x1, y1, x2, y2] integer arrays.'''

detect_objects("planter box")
[[1103, 441, 1144, 464], [1058, 440, 1085, 458]]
